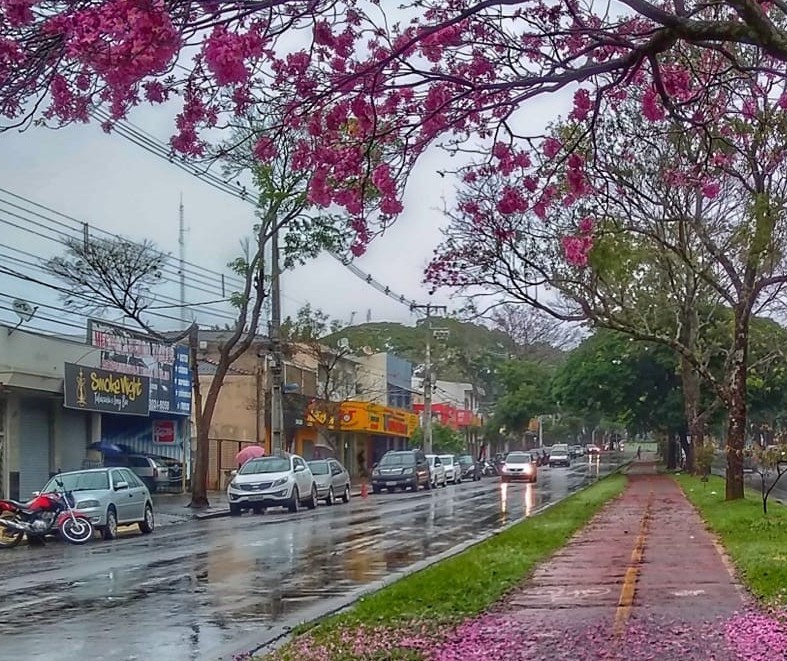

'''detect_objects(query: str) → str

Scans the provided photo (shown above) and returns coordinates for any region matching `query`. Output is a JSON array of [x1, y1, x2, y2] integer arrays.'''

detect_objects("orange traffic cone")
[[360, 481, 368, 498]]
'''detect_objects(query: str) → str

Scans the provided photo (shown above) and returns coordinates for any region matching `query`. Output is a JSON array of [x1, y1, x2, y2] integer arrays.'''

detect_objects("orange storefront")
[[304, 401, 419, 476]]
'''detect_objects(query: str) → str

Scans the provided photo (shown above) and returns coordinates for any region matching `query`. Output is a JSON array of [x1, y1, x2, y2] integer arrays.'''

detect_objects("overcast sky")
[[0, 90, 569, 337]]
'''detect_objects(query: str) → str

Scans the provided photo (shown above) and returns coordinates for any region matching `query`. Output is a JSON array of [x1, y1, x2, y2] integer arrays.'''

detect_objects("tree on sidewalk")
[[410, 423, 464, 455], [751, 444, 787, 515], [46, 123, 348, 508]]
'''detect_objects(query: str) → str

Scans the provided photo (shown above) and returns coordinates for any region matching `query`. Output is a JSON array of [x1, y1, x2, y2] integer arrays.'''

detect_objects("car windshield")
[[240, 456, 290, 474], [44, 471, 109, 493], [308, 461, 329, 475], [458, 455, 473, 464], [551, 445, 568, 453], [379, 452, 415, 467], [506, 453, 531, 464], [439, 455, 454, 465]]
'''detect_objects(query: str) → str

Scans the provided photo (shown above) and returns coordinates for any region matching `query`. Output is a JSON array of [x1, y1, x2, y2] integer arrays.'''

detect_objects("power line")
[[93, 109, 426, 311]]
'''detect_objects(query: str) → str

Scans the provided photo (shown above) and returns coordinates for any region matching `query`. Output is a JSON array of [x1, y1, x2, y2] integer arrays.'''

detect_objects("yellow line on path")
[[613, 491, 653, 638]]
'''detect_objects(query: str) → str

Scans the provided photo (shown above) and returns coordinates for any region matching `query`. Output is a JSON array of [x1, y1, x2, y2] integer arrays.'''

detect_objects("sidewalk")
[[440, 455, 754, 659]]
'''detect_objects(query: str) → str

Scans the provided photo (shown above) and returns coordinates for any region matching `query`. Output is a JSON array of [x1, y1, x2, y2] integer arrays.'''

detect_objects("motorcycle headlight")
[[76, 499, 100, 509], [272, 477, 288, 487]]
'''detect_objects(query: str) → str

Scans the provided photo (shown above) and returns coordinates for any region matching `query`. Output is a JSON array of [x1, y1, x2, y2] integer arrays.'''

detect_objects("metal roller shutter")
[[59, 409, 88, 473], [19, 400, 51, 499]]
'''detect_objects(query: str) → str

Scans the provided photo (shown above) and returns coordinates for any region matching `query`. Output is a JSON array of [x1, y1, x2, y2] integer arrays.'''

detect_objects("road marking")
[[613, 491, 653, 637]]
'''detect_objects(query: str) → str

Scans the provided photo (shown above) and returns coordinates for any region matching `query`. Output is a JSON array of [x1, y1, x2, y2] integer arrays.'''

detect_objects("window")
[[129, 457, 150, 468], [330, 462, 343, 476], [293, 457, 306, 471], [121, 469, 142, 487], [111, 470, 126, 488]]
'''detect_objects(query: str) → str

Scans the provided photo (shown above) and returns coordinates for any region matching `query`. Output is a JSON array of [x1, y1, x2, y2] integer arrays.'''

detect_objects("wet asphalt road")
[[0, 455, 623, 661]]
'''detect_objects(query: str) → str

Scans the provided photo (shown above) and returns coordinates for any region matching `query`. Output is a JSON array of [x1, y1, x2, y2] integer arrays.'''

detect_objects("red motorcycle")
[[0, 479, 94, 548]]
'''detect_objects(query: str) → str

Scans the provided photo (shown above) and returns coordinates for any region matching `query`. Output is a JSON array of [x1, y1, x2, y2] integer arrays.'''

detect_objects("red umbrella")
[[235, 445, 266, 467]]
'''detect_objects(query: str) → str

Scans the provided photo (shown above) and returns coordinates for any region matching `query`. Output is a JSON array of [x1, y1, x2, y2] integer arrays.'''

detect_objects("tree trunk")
[[679, 354, 702, 474], [665, 433, 677, 470], [678, 430, 692, 471], [190, 372, 224, 508], [725, 319, 749, 501]]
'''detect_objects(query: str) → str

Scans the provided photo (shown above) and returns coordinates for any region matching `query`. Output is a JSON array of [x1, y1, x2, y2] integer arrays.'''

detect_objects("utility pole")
[[178, 194, 187, 330], [411, 303, 448, 454], [269, 227, 285, 455]]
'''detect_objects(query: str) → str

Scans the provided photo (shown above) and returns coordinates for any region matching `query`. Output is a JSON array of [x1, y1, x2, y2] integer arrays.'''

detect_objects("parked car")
[[457, 454, 478, 480], [38, 467, 154, 541], [439, 455, 462, 484], [569, 445, 584, 459], [500, 451, 538, 483], [371, 450, 431, 492], [105, 454, 180, 493], [227, 454, 318, 515], [308, 459, 351, 505], [426, 454, 448, 488], [548, 444, 572, 468]]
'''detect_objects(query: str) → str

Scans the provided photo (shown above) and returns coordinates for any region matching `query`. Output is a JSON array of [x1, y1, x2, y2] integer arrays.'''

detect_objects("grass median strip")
[[259, 474, 627, 660], [676, 473, 787, 606]]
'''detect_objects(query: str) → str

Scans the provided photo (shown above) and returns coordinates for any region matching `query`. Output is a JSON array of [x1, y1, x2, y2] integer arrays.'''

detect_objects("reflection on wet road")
[[0, 455, 620, 660]]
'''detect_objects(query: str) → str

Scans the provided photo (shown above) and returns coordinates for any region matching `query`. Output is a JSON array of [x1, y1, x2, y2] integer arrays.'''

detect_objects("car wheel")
[[372, 485, 381, 494], [139, 504, 155, 535], [229, 503, 242, 516], [342, 484, 350, 503], [307, 484, 318, 510], [326, 487, 335, 506], [441, 476, 447, 487], [102, 506, 118, 541], [288, 486, 300, 513]]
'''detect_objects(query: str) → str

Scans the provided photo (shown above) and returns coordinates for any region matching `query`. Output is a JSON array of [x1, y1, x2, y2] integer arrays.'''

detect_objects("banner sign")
[[64, 363, 150, 416], [87, 319, 191, 416]]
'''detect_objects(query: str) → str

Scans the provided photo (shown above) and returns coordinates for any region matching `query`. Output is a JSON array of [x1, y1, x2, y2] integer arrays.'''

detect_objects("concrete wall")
[[200, 373, 260, 442], [0, 325, 101, 392]]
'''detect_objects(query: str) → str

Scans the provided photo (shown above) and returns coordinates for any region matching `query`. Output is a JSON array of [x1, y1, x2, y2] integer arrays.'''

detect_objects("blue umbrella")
[[88, 440, 126, 455]]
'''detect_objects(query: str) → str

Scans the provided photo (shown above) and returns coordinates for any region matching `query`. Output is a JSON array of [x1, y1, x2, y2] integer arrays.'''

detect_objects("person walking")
[[637, 445, 642, 460]]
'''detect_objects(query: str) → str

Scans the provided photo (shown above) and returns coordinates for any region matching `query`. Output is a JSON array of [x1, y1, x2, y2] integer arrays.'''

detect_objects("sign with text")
[[87, 319, 191, 416], [64, 363, 150, 416], [152, 419, 176, 444]]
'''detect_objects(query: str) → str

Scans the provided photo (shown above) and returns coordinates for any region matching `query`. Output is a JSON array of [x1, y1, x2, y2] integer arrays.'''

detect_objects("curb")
[[194, 488, 365, 521], [218, 464, 631, 661]]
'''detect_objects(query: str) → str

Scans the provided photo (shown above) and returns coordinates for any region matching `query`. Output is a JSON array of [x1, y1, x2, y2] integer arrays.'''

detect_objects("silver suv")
[[105, 455, 178, 493]]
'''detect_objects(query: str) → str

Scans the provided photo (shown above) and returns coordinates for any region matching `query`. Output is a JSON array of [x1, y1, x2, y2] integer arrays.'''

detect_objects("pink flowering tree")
[[5, 2, 787, 251], [428, 63, 787, 499]]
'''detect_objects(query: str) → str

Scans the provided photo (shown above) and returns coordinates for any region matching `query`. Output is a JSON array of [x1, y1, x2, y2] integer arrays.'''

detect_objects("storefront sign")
[[64, 363, 150, 416], [152, 419, 176, 444], [87, 319, 191, 416]]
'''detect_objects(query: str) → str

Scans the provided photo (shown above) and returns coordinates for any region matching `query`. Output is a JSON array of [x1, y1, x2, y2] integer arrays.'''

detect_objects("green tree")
[[488, 359, 554, 439], [410, 423, 465, 455]]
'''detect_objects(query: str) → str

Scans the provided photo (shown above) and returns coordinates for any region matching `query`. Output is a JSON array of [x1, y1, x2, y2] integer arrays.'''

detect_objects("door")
[[330, 461, 346, 491], [120, 469, 147, 521], [19, 400, 51, 499], [111, 469, 134, 522], [293, 457, 310, 497]]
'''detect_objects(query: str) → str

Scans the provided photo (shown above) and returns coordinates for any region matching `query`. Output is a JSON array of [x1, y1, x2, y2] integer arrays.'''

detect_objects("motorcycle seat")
[[2, 499, 32, 510]]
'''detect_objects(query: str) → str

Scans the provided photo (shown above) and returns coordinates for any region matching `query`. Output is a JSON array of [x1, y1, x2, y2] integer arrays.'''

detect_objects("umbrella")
[[235, 445, 266, 466], [88, 440, 126, 455]]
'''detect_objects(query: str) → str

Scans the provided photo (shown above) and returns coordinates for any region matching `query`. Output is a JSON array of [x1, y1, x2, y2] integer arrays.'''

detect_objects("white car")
[[227, 454, 318, 515], [501, 451, 538, 483], [426, 454, 448, 488], [439, 455, 462, 484]]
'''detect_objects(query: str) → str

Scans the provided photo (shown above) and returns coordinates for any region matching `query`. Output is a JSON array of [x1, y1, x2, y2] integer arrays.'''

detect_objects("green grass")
[[676, 473, 787, 605], [285, 473, 626, 643]]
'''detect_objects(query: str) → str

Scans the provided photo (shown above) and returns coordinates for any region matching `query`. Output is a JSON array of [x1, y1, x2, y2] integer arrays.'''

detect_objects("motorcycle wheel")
[[0, 512, 23, 548], [60, 517, 94, 545]]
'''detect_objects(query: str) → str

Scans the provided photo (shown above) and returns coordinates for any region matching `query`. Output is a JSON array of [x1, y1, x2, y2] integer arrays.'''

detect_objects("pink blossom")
[[543, 137, 562, 159], [570, 88, 592, 121], [496, 186, 528, 215], [701, 180, 721, 199], [642, 87, 665, 121], [1, 0, 34, 27], [562, 234, 593, 267], [203, 26, 263, 86], [252, 136, 276, 161], [578, 216, 594, 234]]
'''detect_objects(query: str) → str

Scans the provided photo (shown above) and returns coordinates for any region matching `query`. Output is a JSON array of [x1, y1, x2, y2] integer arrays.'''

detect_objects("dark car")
[[371, 450, 430, 493], [457, 454, 477, 479], [548, 444, 572, 468]]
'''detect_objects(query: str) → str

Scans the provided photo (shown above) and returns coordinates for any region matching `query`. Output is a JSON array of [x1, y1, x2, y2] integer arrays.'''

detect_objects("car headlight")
[[372, 469, 380, 476], [271, 477, 289, 487], [403, 467, 414, 475], [524, 465, 533, 473], [75, 499, 100, 509], [229, 480, 239, 490], [501, 466, 510, 472]]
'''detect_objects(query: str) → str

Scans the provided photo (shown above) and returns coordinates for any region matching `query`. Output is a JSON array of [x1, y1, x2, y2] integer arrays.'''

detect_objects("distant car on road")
[[457, 454, 479, 480], [549, 444, 572, 468], [308, 459, 351, 505], [39, 468, 154, 541], [227, 454, 317, 515], [439, 455, 462, 484], [500, 451, 537, 483], [585, 444, 601, 455], [372, 450, 431, 493], [426, 454, 448, 488]]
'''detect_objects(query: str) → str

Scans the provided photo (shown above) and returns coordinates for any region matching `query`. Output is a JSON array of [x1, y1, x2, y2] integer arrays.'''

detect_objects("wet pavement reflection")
[[0, 455, 621, 660]]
